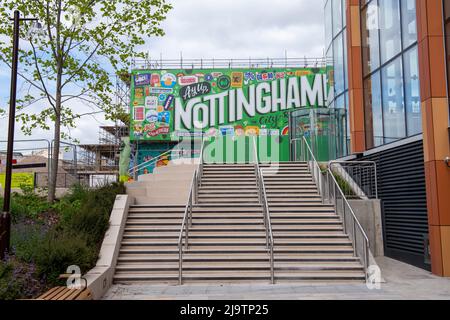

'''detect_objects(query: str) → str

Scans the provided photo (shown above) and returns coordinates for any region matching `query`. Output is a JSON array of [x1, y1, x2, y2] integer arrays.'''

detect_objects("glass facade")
[[361, 0, 421, 148], [326, 0, 421, 153], [325, 0, 350, 158]]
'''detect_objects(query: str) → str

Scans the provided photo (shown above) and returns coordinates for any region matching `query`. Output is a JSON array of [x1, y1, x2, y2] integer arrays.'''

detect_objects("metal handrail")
[[327, 170, 370, 278], [177, 170, 197, 285], [300, 136, 370, 281], [196, 138, 206, 196], [128, 149, 173, 180], [252, 137, 275, 284], [298, 137, 324, 200], [177, 138, 206, 285], [329, 161, 378, 199]]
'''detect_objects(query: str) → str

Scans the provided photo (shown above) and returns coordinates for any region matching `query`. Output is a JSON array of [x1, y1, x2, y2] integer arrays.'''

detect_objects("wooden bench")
[[36, 286, 92, 300], [35, 274, 92, 300]]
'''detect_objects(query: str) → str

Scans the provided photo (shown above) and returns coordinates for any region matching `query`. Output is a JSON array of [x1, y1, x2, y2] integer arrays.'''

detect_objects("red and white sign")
[[178, 76, 198, 86]]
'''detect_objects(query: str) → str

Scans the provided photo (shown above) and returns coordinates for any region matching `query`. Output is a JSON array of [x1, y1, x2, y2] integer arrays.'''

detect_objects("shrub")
[[0, 257, 44, 300], [10, 222, 47, 263], [60, 183, 125, 242], [34, 231, 97, 286], [2, 181, 126, 297], [0, 260, 22, 300], [34, 182, 125, 286], [8, 185, 53, 221]]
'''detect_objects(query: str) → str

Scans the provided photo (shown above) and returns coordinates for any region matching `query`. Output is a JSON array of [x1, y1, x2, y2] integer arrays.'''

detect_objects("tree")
[[0, 0, 172, 202]]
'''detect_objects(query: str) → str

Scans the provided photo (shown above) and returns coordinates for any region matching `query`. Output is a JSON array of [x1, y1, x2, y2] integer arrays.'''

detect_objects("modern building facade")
[[325, 0, 450, 276]]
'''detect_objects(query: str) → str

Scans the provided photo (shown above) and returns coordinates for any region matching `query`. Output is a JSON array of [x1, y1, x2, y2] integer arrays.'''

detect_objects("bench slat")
[[43, 287, 66, 300], [57, 288, 80, 300], [53, 288, 72, 300], [36, 287, 92, 300], [37, 286, 61, 300], [75, 289, 92, 300]]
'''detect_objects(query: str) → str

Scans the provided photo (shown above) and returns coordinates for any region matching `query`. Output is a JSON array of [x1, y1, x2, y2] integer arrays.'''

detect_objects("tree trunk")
[[48, 109, 61, 203], [48, 59, 63, 203]]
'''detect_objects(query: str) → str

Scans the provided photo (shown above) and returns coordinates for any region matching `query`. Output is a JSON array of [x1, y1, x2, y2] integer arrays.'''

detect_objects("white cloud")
[[0, 0, 325, 149]]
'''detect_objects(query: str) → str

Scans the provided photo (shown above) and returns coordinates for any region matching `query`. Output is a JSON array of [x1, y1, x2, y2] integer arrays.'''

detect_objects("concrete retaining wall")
[[84, 194, 133, 300], [348, 200, 384, 257]]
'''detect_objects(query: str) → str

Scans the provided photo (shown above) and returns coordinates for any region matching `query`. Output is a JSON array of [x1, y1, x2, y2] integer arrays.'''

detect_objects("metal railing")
[[132, 57, 329, 70], [177, 138, 206, 285], [128, 149, 173, 180], [329, 161, 378, 199], [299, 137, 370, 281], [296, 137, 325, 201], [35, 172, 89, 188], [178, 170, 198, 285], [196, 138, 206, 193], [252, 137, 275, 284]]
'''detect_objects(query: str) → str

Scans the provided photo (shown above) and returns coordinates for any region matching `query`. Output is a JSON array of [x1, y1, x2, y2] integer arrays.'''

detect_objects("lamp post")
[[1, 10, 40, 259]]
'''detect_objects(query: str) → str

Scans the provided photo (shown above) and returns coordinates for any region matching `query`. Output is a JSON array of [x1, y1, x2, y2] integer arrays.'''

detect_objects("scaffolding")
[[77, 74, 130, 176]]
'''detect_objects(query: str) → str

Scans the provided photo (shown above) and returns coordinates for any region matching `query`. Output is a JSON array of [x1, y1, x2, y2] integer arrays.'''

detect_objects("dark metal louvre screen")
[[360, 140, 430, 270]]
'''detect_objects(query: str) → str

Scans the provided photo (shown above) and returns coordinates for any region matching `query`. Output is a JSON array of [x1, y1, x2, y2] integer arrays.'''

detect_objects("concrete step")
[[120, 239, 352, 247], [115, 262, 363, 272], [124, 225, 344, 233], [119, 245, 354, 253], [197, 195, 259, 199], [117, 254, 361, 263], [113, 270, 365, 284], [198, 190, 258, 194], [122, 231, 349, 239], [202, 174, 256, 178]]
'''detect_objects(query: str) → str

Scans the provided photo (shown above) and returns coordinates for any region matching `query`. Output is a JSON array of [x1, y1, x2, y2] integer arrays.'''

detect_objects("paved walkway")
[[103, 257, 450, 300]]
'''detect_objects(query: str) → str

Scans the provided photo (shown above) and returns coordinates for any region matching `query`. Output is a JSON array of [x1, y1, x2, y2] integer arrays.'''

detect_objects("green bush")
[[1, 182, 126, 296], [11, 222, 47, 263], [0, 258, 44, 300], [0, 260, 23, 300], [34, 182, 125, 285], [34, 231, 97, 286], [8, 185, 53, 221]]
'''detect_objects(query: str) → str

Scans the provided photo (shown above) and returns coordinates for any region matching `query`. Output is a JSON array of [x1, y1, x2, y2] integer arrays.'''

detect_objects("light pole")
[[1, 10, 40, 259]]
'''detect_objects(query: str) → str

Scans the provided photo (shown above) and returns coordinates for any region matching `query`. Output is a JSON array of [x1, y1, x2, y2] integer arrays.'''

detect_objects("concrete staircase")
[[261, 163, 365, 282], [114, 162, 365, 284]]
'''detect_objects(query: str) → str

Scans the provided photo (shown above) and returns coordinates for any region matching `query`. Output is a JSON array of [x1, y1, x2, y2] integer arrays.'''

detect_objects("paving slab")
[[102, 257, 450, 300]]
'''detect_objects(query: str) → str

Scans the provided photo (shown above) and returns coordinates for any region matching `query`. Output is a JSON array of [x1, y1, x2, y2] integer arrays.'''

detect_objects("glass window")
[[333, 0, 343, 38], [404, 46, 421, 135], [333, 33, 345, 96], [343, 31, 348, 91], [325, 0, 333, 50], [343, 92, 350, 156], [342, 0, 347, 28], [379, 0, 402, 64], [326, 46, 335, 106], [364, 72, 384, 147], [382, 57, 406, 143], [335, 94, 345, 109], [362, 0, 380, 75], [401, 0, 417, 48]]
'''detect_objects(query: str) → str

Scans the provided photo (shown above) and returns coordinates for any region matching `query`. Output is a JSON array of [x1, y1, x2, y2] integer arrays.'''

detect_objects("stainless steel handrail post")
[[301, 137, 370, 280], [177, 170, 198, 285], [252, 137, 275, 284]]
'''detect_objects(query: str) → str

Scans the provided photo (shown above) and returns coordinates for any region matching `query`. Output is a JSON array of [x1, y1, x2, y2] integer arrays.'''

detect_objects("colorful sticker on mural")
[[130, 67, 328, 141]]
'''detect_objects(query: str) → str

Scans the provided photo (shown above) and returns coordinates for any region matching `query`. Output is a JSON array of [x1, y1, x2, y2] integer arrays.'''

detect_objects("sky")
[[0, 0, 325, 154]]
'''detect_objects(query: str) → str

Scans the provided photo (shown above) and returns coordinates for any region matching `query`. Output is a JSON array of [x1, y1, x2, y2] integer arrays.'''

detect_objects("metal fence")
[[132, 57, 329, 70], [329, 161, 378, 200], [34, 173, 89, 189]]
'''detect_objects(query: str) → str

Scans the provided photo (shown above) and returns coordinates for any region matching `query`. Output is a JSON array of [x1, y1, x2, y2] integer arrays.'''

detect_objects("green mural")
[[130, 67, 328, 142]]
